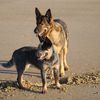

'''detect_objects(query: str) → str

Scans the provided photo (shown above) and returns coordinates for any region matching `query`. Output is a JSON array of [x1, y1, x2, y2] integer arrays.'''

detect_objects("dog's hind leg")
[[63, 45, 72, 83], [63, 40, 69, 71], [16, 64, 26, 89], [59, 50, 65, 77], [17, 71, 25, 89], [17, 64, 32, 89]]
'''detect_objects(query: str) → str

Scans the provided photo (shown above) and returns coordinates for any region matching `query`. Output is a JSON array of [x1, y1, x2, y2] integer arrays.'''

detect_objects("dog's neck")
[[46, 22, 62, 43], [45, 20, 61, 37]]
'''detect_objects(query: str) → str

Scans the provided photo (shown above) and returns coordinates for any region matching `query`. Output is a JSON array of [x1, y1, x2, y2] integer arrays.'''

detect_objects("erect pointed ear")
[[45, 9, 52, 23], [35, 8, 41, 19]]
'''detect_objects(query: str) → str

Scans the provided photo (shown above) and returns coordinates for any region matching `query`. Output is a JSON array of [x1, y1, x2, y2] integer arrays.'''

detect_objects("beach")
[[0, 0, 100, 100]]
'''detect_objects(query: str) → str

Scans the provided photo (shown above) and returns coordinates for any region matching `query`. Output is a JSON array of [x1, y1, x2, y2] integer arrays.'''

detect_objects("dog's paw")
[[42, 89, 47, 94], [56, 82, 62, 89], [42, 87, 47, 94], [64, 65, 69, 71], [64, 67, 69, 71], [67, 77, 73, 84], [59, 73, 65, 77]]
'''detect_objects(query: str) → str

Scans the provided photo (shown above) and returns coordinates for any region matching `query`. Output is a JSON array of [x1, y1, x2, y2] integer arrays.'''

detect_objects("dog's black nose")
[[34, 28, 39, 33]]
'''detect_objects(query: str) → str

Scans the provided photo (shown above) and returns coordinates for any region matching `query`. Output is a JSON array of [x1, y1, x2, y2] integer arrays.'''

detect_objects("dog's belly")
[[25, 64, 31, 71], [53, 45, 62, 54], [27, 59, 44, 70]]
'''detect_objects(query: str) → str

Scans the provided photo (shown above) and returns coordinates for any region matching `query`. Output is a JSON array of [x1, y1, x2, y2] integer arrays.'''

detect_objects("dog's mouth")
[[34, 28, 44, 37], [38, 28, 48, 37], [35, 31, 44, 37], [38, 55, 45, 60], [38, 32, 44, 37]]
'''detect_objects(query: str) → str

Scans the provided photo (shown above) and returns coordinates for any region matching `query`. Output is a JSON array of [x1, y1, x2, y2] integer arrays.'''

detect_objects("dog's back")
[[54, 19, 69, 43], [54, 19, 68, 35], [2, 47, 44, 70]]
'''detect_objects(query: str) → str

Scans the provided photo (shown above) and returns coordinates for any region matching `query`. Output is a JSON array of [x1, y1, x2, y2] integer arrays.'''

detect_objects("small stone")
[[92, 76, 97, 80]]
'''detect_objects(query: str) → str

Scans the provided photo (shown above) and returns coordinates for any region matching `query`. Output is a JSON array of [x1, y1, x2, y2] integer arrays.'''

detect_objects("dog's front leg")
[[40, 67, 47, 93], [53, 67, 61, 89]]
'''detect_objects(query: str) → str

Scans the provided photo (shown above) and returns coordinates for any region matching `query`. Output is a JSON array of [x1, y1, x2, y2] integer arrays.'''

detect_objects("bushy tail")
[[1, 58, 14, 68]]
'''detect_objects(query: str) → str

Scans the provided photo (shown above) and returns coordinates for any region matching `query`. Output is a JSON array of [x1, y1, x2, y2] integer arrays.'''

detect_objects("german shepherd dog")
[[1, 38, 61, 93], [34, 8, 69, 77]]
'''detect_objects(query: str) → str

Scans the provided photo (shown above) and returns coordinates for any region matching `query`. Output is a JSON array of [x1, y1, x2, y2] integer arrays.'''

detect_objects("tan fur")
[[34, 8, 69, 76], [46, 21, 69, 76]]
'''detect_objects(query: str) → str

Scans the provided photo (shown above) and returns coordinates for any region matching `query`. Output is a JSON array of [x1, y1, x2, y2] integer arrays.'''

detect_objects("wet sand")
[[0, 0, 100, 100]]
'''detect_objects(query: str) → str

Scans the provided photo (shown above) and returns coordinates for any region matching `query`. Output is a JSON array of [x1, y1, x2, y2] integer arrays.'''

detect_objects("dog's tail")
[[1, 58, 14, 68]]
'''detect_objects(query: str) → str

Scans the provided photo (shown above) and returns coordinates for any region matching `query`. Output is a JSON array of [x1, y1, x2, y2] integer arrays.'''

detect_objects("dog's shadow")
[[0, 60, 43, 94], [0, 60, 68, 94], [0, 60, 41, 78], [0, 79, 43, 94]]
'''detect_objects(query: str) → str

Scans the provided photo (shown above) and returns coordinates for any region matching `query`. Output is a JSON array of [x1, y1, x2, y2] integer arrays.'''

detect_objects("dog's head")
[[37, 37, 53, 60], [34, 8, 53, 38]]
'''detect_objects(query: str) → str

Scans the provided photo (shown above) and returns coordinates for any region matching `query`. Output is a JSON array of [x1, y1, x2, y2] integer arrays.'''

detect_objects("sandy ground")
[[0, 0, 100, 100]]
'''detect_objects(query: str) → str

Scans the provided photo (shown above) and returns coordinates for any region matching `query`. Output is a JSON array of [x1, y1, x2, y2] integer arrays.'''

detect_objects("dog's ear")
[[35, 8, 41, 20], [45, 9, 52, 23]]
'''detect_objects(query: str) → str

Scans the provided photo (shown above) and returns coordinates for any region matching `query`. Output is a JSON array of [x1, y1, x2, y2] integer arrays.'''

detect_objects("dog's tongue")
[[38, 56, 44, 60], [39, 32, 43, 36]]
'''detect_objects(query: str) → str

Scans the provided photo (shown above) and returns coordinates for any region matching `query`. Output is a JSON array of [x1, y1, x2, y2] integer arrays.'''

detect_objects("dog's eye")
[[44, 28, 48, 32], [41, 23, 44, 25], [45, 52, 48, 56]]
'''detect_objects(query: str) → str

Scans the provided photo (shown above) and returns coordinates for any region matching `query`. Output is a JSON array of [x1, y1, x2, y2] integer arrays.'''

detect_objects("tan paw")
[[59, 73, 65, 77], [42, 87, 47, 94]]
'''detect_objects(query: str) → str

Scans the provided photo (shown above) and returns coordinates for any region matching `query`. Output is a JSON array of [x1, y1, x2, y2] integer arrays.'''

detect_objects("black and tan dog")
[[1, 38, 61, 93], [34, 8, 69, 77]]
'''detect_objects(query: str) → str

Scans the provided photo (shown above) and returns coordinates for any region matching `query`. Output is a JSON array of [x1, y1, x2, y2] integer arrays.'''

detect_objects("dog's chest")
[[48, 30, 63, 45]]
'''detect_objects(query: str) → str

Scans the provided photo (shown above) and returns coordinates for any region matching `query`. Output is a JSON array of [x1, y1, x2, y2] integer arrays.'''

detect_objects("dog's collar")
[[43, 26, 53, 38]]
